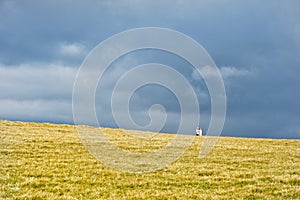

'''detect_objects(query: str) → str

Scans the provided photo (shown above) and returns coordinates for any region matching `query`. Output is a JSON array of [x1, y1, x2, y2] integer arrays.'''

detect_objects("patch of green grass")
[[0, 120, 299, 199]]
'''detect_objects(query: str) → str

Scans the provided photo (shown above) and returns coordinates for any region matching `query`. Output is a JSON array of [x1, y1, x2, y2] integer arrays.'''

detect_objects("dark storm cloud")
[[0, 0, 299, 138]]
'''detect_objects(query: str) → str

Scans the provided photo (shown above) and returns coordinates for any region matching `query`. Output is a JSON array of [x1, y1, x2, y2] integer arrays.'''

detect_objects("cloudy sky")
[[0, 0, 299, 139]]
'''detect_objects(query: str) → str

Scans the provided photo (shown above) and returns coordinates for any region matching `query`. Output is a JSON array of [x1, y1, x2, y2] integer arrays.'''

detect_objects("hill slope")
[[0, 120, 299, 199]]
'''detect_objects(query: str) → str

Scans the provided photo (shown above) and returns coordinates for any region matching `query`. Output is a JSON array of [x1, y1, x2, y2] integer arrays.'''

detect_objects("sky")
[[0, 0, 299, 139]]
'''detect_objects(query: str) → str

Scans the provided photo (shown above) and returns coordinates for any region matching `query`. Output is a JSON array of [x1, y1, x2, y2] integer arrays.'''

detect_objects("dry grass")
[[0, 120, 299, 199]]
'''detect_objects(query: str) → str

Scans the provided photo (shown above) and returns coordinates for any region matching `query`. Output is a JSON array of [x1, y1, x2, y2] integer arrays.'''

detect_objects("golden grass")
[[0, 120, 299, 199]]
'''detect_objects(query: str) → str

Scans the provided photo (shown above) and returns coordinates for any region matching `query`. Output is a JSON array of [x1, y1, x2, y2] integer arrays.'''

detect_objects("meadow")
[[0, 120, 299, 199]]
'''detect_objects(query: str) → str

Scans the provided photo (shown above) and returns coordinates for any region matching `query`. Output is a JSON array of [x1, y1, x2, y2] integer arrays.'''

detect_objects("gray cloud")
[[0, 63, 76, 100], [0, 99, 72, 123], [0, 63, 76, 123]]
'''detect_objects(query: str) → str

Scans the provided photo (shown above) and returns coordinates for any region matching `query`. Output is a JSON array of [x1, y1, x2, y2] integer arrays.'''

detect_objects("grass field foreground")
[[0, 120, 299, 199]]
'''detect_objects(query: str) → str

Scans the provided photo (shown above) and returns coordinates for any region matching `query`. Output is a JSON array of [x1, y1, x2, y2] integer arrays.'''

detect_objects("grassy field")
[[0, 120, 299, 199]]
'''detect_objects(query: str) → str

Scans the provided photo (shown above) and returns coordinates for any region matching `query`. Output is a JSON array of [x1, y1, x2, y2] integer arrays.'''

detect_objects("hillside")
[[0, 120, 299, 199]]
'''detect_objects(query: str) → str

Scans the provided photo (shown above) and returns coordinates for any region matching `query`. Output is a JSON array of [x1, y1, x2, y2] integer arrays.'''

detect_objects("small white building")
[[196, 127, 202, 136]]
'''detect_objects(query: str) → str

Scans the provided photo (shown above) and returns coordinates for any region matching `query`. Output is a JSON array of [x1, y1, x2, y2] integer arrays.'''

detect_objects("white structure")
[[196, 127, 202, 136]]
